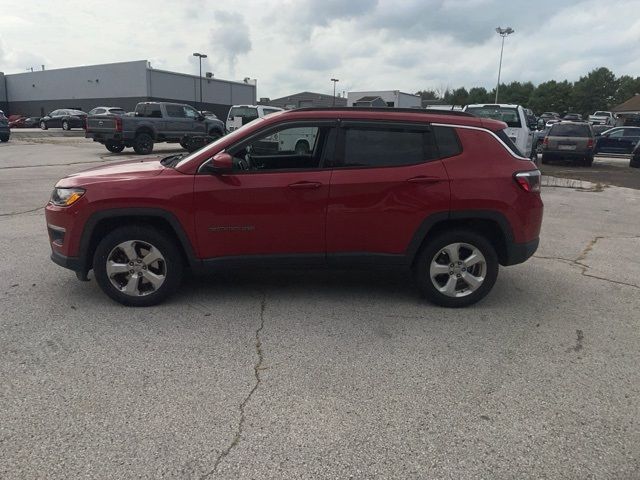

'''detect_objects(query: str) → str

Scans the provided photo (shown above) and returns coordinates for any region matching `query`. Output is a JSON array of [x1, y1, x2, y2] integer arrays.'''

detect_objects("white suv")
[[226, 105, 283, 132], [463, 104, 535, 158]]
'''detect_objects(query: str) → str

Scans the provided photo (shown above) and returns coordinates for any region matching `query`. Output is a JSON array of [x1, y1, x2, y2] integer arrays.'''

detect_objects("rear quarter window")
[[433, 126, 462, 158]]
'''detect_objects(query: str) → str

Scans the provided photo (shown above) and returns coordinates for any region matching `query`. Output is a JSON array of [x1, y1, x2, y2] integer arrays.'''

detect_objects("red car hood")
[[56, 157, 165, 187]]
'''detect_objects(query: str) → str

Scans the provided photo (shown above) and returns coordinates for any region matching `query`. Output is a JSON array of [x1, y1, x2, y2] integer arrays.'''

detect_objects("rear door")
[[164, 104, 193, 139], [596, 128, 624, 153], [621, 128, 640, 153], [326, 121, 450, 262]]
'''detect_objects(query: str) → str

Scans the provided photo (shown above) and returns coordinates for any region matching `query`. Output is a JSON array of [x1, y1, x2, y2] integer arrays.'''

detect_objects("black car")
[[562, 113, 583, 121], [0, 111, 9, 142], [40, 109, 87, 130], [594, 127, 640, 155]]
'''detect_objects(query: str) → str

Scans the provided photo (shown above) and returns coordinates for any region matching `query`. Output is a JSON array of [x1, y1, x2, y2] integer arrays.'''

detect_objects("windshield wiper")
[[160, 154, 185, 168]]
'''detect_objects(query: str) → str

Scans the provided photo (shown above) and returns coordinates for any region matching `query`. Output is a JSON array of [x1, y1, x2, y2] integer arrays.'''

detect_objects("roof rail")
[[290, 107, 474, 117]]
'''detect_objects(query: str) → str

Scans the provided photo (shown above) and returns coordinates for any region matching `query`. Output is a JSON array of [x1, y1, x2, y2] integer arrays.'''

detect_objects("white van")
[[226, 105, 283, 132], [463, 104, 535, 158]]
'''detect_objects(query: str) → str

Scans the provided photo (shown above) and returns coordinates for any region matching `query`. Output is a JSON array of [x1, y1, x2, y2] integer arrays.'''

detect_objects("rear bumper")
[[503, 237, 539, 266], [85, 132, 123, 143], [543, 149, 591, 158]]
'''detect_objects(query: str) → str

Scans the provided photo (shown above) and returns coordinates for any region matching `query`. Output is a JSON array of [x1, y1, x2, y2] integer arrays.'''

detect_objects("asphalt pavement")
[[1, 138, 639, 479]]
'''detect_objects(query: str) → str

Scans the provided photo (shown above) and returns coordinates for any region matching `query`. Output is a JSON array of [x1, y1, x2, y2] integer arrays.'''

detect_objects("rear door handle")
[[406, 176, 442, 184], [288, 181, 322, 190]]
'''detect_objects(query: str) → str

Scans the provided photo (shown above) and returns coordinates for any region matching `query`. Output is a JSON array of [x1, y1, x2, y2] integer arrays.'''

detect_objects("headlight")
[[50, 187, 85, 207]]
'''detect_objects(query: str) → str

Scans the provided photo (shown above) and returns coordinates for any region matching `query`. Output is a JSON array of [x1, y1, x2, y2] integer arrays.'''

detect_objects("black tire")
[[179, 139, 189, 150], [62, 120, 70, 131], [133, 133, 154, 155], [541, 154, 550, 164], [93, 225, 183, 307], [40, 121, 48, 130], [208, 130, 222, 142], [295, 141, 310, 155], [630, 155, 640, 168], [0, 135, 9, 143], [414, 229, 499, 308], [582, 155, 593, 167], [105, 140, 125, 153]]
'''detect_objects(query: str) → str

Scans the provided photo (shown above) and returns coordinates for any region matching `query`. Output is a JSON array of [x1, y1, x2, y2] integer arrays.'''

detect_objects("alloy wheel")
[[106, 240, 166, 296], [429, 242, 487, 298]]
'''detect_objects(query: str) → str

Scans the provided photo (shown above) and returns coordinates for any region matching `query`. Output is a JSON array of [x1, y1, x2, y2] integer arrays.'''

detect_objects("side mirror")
[[211, 152, 233, 172], [197, 114, 205, 121]]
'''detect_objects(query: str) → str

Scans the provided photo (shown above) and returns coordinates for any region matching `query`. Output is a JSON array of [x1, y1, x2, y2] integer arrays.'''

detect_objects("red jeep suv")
[[45, 108, 543, 307]]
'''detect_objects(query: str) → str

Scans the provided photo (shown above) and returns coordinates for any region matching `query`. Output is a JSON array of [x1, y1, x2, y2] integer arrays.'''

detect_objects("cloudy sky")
[[1, 0, 639, 99]]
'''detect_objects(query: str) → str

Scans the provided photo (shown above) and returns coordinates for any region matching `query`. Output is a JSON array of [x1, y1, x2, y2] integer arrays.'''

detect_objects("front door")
[[326, 122, 450, 261], [193, 121, 337, 260]]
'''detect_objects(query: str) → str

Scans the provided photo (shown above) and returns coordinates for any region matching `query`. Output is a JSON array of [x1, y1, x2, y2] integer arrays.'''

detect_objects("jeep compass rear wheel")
[[93, 226, 183, 306], [415, 230, 499, 307]]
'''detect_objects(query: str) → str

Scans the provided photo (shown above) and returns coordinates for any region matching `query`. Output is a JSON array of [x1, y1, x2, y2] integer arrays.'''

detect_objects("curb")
[[541, 175, 600, 191], [10, 129, 84, 139]]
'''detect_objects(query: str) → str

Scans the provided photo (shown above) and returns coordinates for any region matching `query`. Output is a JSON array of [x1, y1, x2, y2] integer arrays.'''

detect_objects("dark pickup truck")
[[85, 102, 225, 154]]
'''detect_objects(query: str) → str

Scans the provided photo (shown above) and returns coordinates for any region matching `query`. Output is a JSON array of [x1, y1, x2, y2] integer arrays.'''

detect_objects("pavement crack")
[[200, 293, 267, 479], [534, 235, 640, 290], [0, 206, 44, 217], [566, 329, 584, 353]]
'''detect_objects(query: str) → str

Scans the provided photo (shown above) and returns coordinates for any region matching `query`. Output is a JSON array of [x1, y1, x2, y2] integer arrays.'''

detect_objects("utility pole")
[[193, 52, 208, 110], [494, 27, 514, 103]]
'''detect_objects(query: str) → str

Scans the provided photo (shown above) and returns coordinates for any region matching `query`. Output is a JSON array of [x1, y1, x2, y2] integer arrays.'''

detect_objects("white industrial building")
[[347, 90, 421, 108]]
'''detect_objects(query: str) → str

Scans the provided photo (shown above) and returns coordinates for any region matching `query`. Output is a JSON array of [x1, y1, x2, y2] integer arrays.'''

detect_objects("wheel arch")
[[407, 211, 514, 267], [135, 125, 155, 139], [78, 208, 199, 275]]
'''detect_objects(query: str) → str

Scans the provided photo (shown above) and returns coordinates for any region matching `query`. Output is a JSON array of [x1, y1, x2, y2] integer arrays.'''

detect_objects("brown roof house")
[[612, 93, 640, 126]]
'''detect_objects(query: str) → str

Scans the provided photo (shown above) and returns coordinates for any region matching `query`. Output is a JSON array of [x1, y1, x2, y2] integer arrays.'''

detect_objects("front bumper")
[[503, 237, 539, 266]]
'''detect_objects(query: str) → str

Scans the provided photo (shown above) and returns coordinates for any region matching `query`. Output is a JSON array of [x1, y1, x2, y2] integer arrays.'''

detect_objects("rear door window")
[[165, 104, 186, 118], [340, 125, 435, 168], [550, 124, 591, 137]]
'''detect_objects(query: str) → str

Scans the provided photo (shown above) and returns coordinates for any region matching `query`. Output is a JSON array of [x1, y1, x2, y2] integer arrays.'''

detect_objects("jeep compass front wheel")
[[93, 226, 183, 306], [415, 230, 499, 307]]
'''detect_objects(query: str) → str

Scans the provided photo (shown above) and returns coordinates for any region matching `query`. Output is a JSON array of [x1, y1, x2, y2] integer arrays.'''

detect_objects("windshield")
[[465, 106, 522, 128], [594, 111, 608, 116], [175, 117, 265, 169], [109, 108, 125, 114], [550, 123, 591, 137]]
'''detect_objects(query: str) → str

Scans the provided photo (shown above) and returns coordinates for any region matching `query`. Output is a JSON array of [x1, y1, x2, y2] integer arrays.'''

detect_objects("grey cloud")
[[209, 10, 252, 73]]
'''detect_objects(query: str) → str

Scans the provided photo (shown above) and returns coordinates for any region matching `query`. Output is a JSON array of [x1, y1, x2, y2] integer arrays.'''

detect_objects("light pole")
[[193, 52, 208, 110], [331, 78, 339, 106], [494, 27, 514, 104]]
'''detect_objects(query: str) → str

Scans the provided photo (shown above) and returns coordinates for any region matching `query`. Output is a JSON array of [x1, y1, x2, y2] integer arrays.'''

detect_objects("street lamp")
[[331, 78, 339, 106], [494, 27, 514, 104], [193, 52, 208, 110]]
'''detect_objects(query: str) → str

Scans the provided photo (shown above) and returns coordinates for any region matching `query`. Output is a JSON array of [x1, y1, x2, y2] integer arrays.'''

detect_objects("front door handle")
[[406, 176, 442, 184], [288, 181, 322, 190]]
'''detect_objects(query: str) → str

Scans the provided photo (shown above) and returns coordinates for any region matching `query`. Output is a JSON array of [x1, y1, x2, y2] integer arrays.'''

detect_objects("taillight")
[[514, 170, 541, 193], [542, 136, 549, 146], [84, 117, 88, 131], [114, 117, 122, 132], [587, 138, 594, 148]]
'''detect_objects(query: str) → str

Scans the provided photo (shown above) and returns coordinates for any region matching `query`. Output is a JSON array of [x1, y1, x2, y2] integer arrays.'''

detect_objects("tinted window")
[[342, 126, 433, 168], [433, 126, 462, 158], [465, 106, 522, 128], [183, 106, 199, 119], [550, 124, 591, 137], [68, 110, 85, 115], [142, 105, 162, 118], [108, 108, 125, 115], [622, 128, 640, 137], [594, 111, 609, 116], [165, 104, 185, 118], [91, 108, 106, 115], [262, 108, 281, 116]]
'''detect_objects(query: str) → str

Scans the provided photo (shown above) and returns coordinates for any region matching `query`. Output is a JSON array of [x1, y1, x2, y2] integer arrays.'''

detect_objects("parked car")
[[0, 111, 9, 142], [591, 124, 611, 136], [463, 103, 536, 159], [226, 105, 283, 132], [562, 113, 583, 122], [588, 111, 615, 126], [40, 109, 87, 130], [533, 125, 552, 154], [88, 107, 126, 116], [85, 102, 226, 154], [630, 142, 640, 168], [45, 107, 543, 308], [537, 112, 560, 130], [593, 126, 640, 155], [541, 121, 595, 166]]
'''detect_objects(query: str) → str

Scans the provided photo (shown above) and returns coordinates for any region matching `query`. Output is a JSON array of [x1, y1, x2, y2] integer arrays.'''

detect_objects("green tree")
[[467, 87, 490, 104], [528, 80, 573, 114], [449, 87, 469, 106], [613, 75, 640, 106], [571, 67, 617, 116], [415, 90, 438, 101]]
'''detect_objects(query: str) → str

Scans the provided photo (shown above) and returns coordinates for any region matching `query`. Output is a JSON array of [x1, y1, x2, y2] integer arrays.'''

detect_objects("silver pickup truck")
[[85, 102, 226, 154]]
